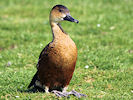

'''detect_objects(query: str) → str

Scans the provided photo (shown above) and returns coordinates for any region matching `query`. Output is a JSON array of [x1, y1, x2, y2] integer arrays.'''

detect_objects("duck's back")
[[37, 35, 77, 90]]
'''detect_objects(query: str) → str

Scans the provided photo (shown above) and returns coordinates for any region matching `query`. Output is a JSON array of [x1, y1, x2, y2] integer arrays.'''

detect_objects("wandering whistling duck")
[[28, 5, 86, 98]]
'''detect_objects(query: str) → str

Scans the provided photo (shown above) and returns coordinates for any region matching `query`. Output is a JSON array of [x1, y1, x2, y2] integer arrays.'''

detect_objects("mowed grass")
[[0, 0, 133, 99]]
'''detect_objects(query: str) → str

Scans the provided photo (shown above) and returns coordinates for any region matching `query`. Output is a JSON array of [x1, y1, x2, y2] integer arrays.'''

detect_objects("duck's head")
[[50, 5, 79, 24]]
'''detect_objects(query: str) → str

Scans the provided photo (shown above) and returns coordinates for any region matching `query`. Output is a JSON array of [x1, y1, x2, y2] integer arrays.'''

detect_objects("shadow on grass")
[[18, 87, 45, 93], [18, 85, 63, 93]]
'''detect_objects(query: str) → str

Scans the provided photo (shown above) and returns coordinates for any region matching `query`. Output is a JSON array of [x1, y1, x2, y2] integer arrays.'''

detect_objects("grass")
[[0, 0, 133, 99]]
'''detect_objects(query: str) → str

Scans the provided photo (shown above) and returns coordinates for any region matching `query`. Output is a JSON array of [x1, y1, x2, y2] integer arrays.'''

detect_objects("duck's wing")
[[37, 43, 51, 69], [28, 43, 51, 88]]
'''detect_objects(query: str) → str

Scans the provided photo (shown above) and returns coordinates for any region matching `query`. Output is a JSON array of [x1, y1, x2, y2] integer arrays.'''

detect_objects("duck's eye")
[[59, 9, 63, 12]]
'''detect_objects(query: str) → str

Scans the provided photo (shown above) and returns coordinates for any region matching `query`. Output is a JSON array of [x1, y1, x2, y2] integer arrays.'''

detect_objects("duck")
[[28, 5, 86, 98]]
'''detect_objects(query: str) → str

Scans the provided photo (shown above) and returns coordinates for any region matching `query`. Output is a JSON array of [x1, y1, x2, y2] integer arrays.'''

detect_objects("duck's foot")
[[51, 90, 68, 97], [70, 90, 87, 98], [51, 90, 87, 98]]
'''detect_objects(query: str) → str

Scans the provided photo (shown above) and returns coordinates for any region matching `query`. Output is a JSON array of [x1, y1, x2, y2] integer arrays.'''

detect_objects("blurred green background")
[[0, 0, 133, 99]]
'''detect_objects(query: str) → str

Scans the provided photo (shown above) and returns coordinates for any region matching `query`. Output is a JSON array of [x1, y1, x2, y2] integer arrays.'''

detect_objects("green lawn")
[[0, 0, 133, 99]]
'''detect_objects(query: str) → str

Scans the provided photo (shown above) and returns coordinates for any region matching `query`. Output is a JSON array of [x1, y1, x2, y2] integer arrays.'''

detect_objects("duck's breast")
[[50, 36, 77, 68]]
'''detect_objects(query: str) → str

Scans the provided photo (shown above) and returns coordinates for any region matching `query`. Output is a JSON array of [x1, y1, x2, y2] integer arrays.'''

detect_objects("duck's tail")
[[28, 72, 38, 88]]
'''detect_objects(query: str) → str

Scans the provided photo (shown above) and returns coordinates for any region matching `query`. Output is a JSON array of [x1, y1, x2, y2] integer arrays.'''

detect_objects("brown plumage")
[[28, 5, 86, 98]]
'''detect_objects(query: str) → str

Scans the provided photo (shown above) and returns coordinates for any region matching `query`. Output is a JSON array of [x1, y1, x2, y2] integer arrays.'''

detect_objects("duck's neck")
[[50, 22, 67, 40]]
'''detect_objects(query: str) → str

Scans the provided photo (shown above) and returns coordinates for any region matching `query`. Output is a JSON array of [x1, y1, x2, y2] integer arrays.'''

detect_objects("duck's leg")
[[45, 86, 49, 93], [51, 87, 87, 98]]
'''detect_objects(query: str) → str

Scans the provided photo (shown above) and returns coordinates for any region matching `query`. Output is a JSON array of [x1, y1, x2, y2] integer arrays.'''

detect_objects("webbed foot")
[[51, 90, 69, 97], [69, 90, 87, 98], [51, 90, 87, 98]]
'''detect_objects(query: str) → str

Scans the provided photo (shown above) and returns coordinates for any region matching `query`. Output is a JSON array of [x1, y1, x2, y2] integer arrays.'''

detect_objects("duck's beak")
[[63, 15, 79, 23]]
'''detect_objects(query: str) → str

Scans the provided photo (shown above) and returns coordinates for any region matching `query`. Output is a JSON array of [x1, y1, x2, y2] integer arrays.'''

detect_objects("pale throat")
[[50, 22, 67, 40]]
